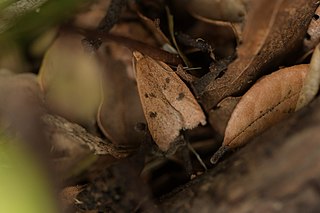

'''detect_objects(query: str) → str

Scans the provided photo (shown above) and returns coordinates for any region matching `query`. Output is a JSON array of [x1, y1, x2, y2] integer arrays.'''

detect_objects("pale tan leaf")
[[133, 51, 206, 151], [296, 44, 320, 110], [38, 32, 102, 128], [223, 64, 308, 149]]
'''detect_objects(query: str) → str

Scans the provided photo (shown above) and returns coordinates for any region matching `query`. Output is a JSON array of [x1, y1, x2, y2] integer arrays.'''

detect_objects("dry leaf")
[[60, 185, 84, 212], [38, 32, 102, 129], [187, 0, 249, 23], [137, 11, 171, 46], [107, 20, 160, 78], [60, 185, 84, 205], [0, 72, 43, 125], [97, 49, 145, 148], [208, 97, 240, 136], [211, 64, 309, 164], [195, 0, 318, 110], [73, 0, 111, 29], [133, 51, 206, 151], [296, 44, 320, 110]]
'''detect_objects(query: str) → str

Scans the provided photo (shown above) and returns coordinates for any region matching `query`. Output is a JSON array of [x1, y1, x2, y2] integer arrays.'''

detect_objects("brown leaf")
[[136, 11, 171, 46], [60, 185, 84, 212], [194, 0, 318, 110], [133, 51, 206, 151], [187, 0, 248, 23], [0, 72, 43, 121], [97, 49, 145, 148], [223, 64, 308, 150], [60, 185, 84, 205], [73, 0, 112, 29], [208, 97, 240, 136]]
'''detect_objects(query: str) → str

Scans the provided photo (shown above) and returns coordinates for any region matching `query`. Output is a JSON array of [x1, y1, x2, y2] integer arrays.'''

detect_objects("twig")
[[80, 29, 183, 65], [42, 114, 130, 159], [97, 0, 127, 32]]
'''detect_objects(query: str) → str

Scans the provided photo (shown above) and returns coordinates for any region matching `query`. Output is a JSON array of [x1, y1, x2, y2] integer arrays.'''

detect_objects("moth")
[[133, 51, 206, 151]]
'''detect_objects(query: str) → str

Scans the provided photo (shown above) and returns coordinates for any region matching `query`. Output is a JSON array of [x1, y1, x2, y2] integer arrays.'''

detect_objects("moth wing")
[[134, 55, 183, 151], [156, 61, 206, 129]]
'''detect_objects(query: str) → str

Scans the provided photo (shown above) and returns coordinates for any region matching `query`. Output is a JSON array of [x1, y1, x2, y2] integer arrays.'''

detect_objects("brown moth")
[[133, 51, 206, 151], [211, 64, 309, 164]]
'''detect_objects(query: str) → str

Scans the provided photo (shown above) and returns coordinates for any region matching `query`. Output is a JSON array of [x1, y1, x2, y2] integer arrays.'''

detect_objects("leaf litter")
[[1, 0, 320, 211]]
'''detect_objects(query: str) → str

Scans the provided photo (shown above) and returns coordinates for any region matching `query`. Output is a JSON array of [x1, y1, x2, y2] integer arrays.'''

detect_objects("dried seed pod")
[[211, 64, 309, 164], [133, 51, 206, 151]]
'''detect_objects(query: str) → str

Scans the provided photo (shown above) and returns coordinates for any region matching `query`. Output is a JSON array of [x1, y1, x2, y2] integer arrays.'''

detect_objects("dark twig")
[[83, 0, 127, 51], [97, 0, 127, 32], [79, 29, 183, 65]]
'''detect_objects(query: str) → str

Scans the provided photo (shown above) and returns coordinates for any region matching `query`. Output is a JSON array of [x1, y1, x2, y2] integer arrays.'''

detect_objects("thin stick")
[[187, 143, 207, 171]]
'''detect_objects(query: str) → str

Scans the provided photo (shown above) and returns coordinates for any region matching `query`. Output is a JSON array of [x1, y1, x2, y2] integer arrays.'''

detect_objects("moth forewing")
[[133, 51, 206, 151]]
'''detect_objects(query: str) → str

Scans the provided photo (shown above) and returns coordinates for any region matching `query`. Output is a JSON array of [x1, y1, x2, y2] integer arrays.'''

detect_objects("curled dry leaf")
[[38, 32, 102, 129], [97, 49, 145, 148], [211, 64, 309, 164], [133, 51, 206, 151], [97, 20, 160, 148], [296, 44, 320, 110], [195, 0, 318, 110]]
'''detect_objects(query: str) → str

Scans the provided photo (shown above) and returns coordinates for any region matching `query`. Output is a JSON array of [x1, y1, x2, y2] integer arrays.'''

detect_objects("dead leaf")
[[0, 44, 30, 73], [136, 11, 171, 46], [106, 19, 161, 78], [73, 0, 111, 29], [60, 185, 84, 205], [38, 32, 102, 129], [223, 64, 308, 149], [296, 44, 320, 110], [133, 51, 206, 151], [0, 72, 43, 121], [60, 185, 84, 212], [208, 97, 241, 136], [97, 49, 145, 148], [187, 0, 249, 23], [194, 0, 318, 110]]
